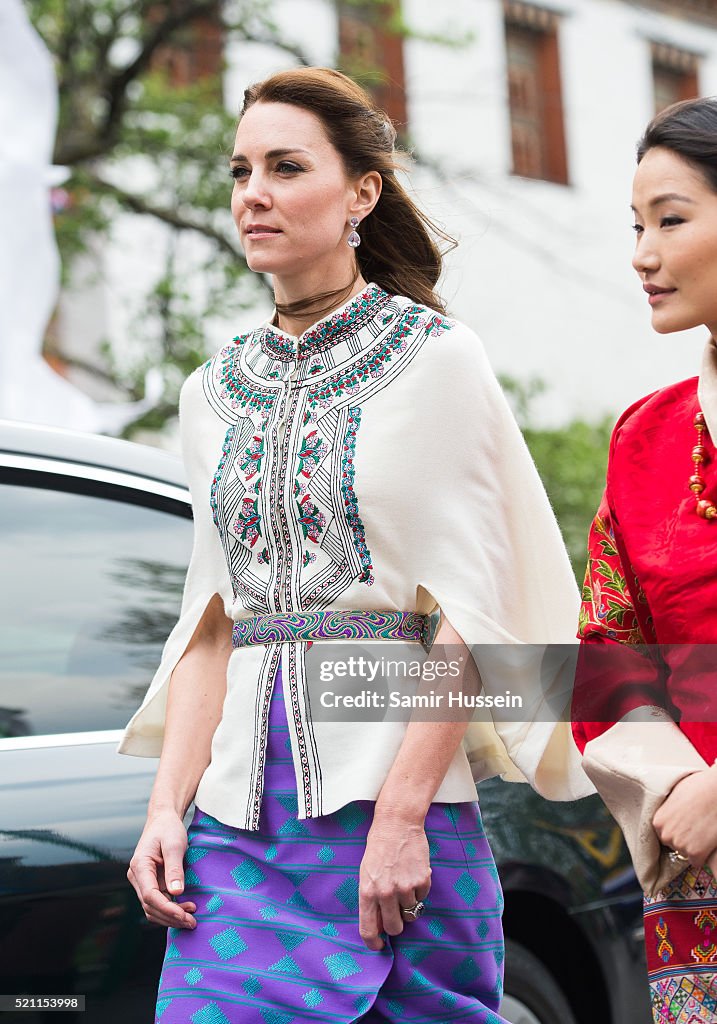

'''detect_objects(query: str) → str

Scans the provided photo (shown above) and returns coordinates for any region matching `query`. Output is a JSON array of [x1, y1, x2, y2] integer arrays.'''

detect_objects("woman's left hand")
[[358, 814, 432, 951], [653, 764, 717, 870]]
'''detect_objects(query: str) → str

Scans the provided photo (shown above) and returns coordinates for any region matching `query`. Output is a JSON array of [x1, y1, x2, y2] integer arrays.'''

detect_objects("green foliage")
[[500, 375, 614, 582], [524, 417, 613, 582], [51, 167, 114, 283]]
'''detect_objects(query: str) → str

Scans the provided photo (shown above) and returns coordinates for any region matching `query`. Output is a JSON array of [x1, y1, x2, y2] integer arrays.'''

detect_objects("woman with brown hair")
[[573, 96, 717, 1024], [119, 66, 588, 1023]]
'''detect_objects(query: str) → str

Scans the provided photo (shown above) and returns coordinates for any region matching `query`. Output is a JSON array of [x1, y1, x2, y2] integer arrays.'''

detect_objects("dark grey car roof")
[[0, 418, 188, 488]]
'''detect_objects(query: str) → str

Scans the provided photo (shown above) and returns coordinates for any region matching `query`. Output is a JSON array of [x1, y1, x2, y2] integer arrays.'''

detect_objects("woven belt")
[[231, 609, 440, 652]]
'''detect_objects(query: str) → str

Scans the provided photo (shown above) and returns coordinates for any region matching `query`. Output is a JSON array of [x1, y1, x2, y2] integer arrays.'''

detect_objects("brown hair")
[[240, 67, 455, 317], [637, 96, 717, 193]]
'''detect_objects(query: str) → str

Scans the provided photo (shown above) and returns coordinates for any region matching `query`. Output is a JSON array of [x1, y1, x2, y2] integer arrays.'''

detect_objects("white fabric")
[[582, 708, 708, 896], [0, 0, 87, 428], [698, 335, 717, 441], [0, 0, 162, 433], [118, 288, 593, 826]]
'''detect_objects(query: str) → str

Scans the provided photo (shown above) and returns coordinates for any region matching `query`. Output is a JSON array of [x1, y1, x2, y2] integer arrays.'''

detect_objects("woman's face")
[[632, 146, 717, 337], [230, 102, 372, 286]]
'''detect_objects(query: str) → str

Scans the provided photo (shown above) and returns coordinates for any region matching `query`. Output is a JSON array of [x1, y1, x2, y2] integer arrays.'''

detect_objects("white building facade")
[[59, 0, 717, 429], [400, 0, 717, 424]]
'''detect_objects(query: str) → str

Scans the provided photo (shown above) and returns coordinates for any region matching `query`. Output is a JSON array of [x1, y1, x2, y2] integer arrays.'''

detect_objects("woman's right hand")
[[653, 765, 717, 871], [127, 809, 197, 929]]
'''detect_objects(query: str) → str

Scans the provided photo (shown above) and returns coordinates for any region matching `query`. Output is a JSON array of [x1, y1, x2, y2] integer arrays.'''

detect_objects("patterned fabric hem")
[[645, 864, 717, 1023]]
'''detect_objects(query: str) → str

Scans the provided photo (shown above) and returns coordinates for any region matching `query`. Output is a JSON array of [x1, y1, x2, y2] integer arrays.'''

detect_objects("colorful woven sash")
[[231, 609, 440, 652]]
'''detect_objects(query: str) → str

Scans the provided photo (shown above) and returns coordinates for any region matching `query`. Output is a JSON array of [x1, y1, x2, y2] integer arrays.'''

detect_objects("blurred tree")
[[500, 375, 614, 582], [27, 0, 317, 434]]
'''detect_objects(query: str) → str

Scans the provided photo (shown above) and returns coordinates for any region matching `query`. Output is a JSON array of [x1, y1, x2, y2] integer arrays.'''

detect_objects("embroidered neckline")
[[260, 283, 390, 362]]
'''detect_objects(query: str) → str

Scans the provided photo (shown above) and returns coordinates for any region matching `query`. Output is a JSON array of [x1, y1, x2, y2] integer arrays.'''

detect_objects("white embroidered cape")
[[118, 285, 593, 828]]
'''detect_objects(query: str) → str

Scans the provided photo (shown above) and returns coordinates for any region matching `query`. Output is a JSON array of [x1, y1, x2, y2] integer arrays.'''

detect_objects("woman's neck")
[[272, 270, 367, 339]]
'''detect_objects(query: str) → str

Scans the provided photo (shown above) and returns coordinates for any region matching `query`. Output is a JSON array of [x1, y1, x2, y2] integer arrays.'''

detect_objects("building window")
[[151, 1, 224, 91], [504, 1, 569, 184], [652, 42, 700, 114], [337, 1, 408, 135]]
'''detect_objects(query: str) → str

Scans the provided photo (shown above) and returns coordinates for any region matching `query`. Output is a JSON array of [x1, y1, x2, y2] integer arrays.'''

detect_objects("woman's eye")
[[276, 161, 303, 174], [660, 216, 684, 228], [632, 223, 643, 235], [230, 166, 249, 180]]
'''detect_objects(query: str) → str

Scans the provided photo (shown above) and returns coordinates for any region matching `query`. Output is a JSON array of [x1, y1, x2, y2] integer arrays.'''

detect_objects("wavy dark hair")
[[240, 67, 455, 317], [637, 96, 717, 193]]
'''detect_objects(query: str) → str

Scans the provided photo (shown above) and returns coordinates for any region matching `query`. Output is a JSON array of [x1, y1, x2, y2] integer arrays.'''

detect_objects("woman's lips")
[[648, 289, 676, 306], [246, 226, 282, 240], [643, 284, 676, 306]]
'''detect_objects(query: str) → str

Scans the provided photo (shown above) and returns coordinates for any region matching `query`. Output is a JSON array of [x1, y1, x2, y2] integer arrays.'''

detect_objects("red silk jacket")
[[573, 376, 717, 762]]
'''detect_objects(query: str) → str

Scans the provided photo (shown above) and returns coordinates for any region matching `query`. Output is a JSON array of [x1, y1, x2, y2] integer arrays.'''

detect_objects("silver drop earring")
[[347, 216, 361, 248]]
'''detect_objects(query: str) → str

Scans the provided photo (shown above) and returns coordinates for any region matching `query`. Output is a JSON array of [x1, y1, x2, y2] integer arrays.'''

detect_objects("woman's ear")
[[350, 170, 382, 221]]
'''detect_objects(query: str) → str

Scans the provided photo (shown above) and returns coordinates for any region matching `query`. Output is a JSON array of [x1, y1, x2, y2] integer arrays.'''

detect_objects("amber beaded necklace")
[[690, 411, 717, 519]]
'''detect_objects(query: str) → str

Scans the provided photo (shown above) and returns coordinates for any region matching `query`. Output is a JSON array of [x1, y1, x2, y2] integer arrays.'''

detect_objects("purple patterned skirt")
[[155, 664, 507, 1023]]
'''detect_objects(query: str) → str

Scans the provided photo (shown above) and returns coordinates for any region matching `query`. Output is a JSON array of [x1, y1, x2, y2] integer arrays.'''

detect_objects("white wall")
[[403, 0, 717, 424]]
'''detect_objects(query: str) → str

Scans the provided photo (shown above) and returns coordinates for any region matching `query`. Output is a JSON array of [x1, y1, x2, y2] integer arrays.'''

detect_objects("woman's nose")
[[632, 233, 660, 276], [242, 172, 271, 209]]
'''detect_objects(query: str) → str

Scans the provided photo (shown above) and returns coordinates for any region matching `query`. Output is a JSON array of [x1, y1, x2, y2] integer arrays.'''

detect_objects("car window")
[[0, 479, 193, 738]]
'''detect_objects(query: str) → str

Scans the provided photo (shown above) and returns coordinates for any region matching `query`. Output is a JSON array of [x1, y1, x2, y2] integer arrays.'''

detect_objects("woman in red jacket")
[[573, 96, 717, 1024]]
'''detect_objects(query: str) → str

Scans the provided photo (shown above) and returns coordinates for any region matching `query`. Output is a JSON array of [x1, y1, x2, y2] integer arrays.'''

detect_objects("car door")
[[0, 452, 193, 1023]]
